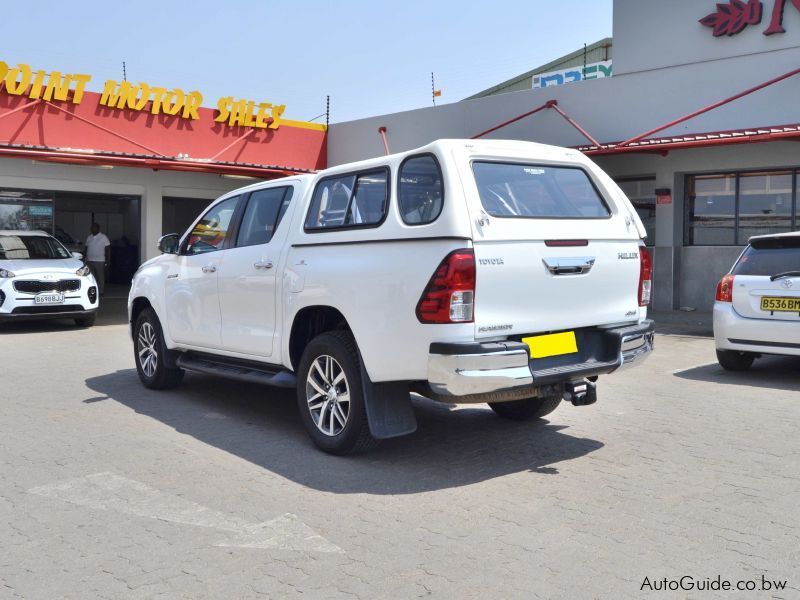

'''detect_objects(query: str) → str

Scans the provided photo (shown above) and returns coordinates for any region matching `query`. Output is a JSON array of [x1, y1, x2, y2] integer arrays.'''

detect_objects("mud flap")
[[359, 363, 417, 439]]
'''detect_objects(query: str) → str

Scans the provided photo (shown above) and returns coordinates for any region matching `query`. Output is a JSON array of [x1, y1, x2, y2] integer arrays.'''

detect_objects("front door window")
[[185, 196, 239, 255]]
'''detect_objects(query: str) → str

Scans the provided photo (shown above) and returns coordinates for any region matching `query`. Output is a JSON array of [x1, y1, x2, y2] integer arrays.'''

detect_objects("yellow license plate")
[[761, 297, 800, 312], [522, 331, 578, 359]]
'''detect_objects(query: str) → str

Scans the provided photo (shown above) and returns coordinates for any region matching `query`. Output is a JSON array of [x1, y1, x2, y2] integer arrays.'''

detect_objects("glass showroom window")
[[616, 177, 656, 245], [686, 173, 736, 245], [737, 171, 793, 244], [686, 170, 798, 246]]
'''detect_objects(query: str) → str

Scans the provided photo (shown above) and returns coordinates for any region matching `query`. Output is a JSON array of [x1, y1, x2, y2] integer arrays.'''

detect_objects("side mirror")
[[71, 251, 84, 260], [158, 233, 180, 255]]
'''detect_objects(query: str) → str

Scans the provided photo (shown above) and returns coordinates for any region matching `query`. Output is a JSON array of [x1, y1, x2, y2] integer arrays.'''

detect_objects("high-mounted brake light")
[[545, 239, 589, 247], [416, 249, 475, 323], [638, 247, 652, 307], [716, 274, 735, 303]]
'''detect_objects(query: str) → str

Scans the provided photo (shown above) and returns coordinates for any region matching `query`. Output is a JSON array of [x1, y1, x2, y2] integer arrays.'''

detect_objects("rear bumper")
[[428, 320, 655, 397], [714, 303, 800, 356]]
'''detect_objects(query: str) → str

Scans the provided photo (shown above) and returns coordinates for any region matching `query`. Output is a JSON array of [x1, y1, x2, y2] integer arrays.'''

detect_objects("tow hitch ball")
[[565, 379, 597, 406]]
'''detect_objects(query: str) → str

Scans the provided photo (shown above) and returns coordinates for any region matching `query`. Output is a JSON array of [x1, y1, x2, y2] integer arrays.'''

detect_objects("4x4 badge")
[[781, 279, 793, 288]]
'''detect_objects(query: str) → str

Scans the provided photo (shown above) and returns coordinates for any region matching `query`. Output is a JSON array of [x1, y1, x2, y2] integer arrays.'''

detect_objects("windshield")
[[472, 162, 610, 219], [733, 238, 800, 276], [0, 234, 71, 260]]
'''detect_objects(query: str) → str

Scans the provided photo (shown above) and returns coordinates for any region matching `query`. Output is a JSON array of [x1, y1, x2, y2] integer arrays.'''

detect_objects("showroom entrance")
[[0, 187, 141, 284]]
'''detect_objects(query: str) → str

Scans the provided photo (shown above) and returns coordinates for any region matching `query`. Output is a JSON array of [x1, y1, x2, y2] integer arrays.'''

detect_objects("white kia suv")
[[714, 231, 800, 370], [0, 230, 99, 327]]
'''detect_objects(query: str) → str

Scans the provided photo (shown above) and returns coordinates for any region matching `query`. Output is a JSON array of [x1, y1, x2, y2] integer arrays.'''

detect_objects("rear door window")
[[236, 187, 293, 247], [399, 154, 444, 225], [472, 162, 610, 219], [305, 169, 389, 230], [733, 238, 800, 276]]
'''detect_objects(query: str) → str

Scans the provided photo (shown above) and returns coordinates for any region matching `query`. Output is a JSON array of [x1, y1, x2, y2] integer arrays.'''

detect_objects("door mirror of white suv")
[[71, 251, 83, 260], [158, 233, 180, 255]]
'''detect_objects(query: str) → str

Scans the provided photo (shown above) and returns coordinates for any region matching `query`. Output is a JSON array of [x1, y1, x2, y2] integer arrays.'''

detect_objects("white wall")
[[613, 0, 800, 75]]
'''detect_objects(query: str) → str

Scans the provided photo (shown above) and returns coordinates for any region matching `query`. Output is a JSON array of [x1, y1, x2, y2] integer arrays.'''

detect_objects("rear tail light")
[[715, 274, 735, 302], [638, 247, 652, 307], [416, 249, 475, 323]]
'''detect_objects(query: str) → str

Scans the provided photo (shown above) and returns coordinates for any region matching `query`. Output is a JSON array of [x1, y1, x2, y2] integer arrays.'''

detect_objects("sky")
[[2, 1, 613, 124]]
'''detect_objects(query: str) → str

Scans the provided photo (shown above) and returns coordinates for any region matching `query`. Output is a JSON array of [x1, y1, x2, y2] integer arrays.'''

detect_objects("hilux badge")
[[618, 252, 639, 260]]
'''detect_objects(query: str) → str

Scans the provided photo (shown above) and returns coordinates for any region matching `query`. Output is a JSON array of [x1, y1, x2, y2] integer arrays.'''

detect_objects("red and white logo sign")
[[700, 0, 799, 36]]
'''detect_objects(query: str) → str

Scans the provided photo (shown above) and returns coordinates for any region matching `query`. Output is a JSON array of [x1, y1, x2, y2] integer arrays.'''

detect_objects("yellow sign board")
[[0, 61, 90, 104], [0, 59, 295, 130]]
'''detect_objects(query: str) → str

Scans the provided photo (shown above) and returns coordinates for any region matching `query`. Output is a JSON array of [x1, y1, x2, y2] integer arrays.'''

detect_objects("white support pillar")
[[654, 164, 676, 248], [652, 161, 679, 311], [141, 182, 163, 262]]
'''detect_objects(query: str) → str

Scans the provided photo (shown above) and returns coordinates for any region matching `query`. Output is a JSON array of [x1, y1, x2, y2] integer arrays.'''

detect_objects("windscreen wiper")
[[770, 271, 800, 281]]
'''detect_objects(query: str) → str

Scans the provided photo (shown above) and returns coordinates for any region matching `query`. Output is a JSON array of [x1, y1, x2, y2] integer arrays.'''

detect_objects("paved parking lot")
[[1, 308, 799, 599]]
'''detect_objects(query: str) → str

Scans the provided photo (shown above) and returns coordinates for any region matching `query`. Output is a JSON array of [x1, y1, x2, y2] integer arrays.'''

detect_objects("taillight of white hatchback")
[[715, 274, 735, 302], [416, 249, 475, 323]]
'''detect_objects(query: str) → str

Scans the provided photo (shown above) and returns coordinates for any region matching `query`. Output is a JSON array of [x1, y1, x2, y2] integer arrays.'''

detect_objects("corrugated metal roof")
[[464, 37, 612, 100]]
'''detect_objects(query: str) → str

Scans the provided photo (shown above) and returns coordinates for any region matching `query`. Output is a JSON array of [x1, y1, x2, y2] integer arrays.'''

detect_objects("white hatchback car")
[[0, 230, 99, 327], [714, 231, 800, 370]]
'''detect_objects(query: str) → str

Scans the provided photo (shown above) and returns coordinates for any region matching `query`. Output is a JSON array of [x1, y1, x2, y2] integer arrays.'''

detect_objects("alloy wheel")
[[306, 355, 350, 436], [138, 321, 158, 378]]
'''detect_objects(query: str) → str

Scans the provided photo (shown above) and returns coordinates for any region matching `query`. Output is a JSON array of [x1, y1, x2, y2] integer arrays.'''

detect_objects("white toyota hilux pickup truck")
[[129, 139, 654, 454]]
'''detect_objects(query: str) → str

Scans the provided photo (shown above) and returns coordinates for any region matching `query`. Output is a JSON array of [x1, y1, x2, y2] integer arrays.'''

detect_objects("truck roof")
[[225, 140, 588, 198], [321, 139, 586, 175], [212, 138, 599, 212]]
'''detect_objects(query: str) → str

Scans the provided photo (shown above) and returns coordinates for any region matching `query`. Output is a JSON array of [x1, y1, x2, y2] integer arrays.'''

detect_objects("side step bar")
[[176, 353, 297, 388]]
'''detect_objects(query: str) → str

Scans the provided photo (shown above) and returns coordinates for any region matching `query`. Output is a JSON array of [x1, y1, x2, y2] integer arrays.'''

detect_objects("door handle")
[[542, 256, 595, 275], [254, 260, 274, 270], [201, 265, 217, 274]]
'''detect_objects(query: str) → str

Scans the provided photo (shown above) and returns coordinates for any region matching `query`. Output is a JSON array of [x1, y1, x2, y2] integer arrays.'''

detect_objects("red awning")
[[578, 124, 800, 155], [0, 90, 326, 178]]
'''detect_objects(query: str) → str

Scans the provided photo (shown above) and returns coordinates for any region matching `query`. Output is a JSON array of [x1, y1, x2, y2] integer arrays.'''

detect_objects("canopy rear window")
[[472, 162, 610, 219], [0, 234, 70, 260], [733, 237, 800, 276]]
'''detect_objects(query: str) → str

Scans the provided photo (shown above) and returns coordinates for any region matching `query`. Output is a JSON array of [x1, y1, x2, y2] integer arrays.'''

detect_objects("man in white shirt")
[[85, 223, 111, 296]]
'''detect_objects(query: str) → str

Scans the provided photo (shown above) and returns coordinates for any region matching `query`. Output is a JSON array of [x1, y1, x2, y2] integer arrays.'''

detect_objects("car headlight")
[[0, 268, 15, 278], [76, 265, 91, 277]]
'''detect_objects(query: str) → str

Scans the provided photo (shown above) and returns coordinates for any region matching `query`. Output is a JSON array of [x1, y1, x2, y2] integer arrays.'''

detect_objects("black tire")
[[75, 314, 96, 328], [489, 395, 562, 421], [716, 349, 755, 371], [133, 307, 184, 390], [296, 331, 377, 455]]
